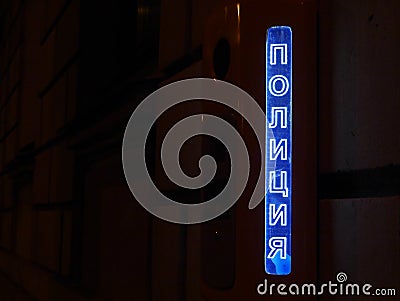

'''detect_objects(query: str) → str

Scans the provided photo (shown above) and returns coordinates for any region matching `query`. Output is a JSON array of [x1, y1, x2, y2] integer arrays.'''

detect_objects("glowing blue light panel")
[[265, 26, 292, 275]]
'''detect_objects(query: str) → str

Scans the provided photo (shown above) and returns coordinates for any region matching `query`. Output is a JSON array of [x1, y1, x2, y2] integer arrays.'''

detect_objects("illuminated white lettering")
[[269, 204, 287, 226], [267, 237, 287, 259], [270, 44, 288, 65], [269, 170, 289, 197], [268, 75, 289, 97], [269, 107, 288, 129], [270, 139, 288, 161]]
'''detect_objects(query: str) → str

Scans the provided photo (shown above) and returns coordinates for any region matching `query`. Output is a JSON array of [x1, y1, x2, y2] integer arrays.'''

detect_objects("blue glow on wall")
[[265, 26, 292, 275]]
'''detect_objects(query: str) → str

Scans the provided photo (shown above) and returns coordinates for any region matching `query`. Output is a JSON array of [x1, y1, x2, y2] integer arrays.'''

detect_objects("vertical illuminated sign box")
[[265, 26, 292, 275]]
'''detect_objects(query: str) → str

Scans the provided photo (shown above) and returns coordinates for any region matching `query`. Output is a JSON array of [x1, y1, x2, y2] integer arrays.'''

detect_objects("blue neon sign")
[[265, 26, 292, 275]]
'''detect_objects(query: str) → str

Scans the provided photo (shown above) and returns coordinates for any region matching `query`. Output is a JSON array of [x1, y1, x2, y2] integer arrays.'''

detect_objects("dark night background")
[[0, 0, 399, 300]]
